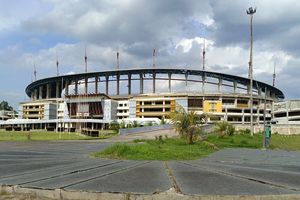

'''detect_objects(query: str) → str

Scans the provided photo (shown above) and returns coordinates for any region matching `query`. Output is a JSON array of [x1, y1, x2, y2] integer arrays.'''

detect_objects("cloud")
[[1, 0, 300, 109]]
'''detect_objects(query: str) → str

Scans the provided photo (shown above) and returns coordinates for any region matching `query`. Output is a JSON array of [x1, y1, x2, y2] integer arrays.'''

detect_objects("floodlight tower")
[[273, 62, 276, 87], [56, 52, 59, 76], [247, 7, 256, 136]]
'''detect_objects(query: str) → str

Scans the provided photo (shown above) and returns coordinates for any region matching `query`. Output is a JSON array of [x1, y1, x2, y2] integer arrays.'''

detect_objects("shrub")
[[238, 128, 251, 135], [240, 140, 248, 145], [144, 122, 153, 127], [214, 121, 236, 138], [119, 120, 126, 129], [132, 120, 140, 128], [226, 123, 235, 136], [109, 121, 120, 131]]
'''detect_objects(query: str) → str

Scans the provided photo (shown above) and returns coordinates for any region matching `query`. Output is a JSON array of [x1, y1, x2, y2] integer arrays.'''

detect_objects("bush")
[[226, 123, 235, 136], [119, 120, 126, 129], [109, 121, 120, 131], [239, 128, 251, 135], [214, 121, 236, 138], [144, 122, 153, 127], [132, 120, 140, 128]]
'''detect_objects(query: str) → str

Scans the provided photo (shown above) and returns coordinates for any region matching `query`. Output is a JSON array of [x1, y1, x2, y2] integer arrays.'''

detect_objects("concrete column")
[[128, 74, 131, 95], [234, 98, 238, 107], [257, 107, 260, 124], [74, 80, 78, 95], [39, 86, 43, 99], [242, 109, 245, 124], [56, 82, 61, 98], [202, 73, 206, 94], [64, 81, 69, 96], [31, 91, 34, 100], [266, 90, 271, 98], [34, 89, 38, 100], [218, 78, 222, 93], [95, 76, 98, 94], [116, 74, 120, 95], [185, 73, 188, 86], [84, 78, 88, 94], [168, 73, 171, 93], [46, 84, 51, 99], [139, 73, 144, 94], [105, 74, 109, 95], [271, 92, 276, 99], [247, 83, 250, 94], [286, 101, 289, 124], [233, 81, 237, 93], [152, 72, 156, 93], [258, 87, 262, 96]]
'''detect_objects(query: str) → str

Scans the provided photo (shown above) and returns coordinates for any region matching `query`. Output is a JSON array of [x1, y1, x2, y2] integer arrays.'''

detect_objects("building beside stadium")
[[273, 100, 300, 124], [0, 68, 285, 132]]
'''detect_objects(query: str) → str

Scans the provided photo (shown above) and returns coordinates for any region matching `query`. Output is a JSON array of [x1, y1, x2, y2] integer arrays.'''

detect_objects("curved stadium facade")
[[1, 68, 284, 131]]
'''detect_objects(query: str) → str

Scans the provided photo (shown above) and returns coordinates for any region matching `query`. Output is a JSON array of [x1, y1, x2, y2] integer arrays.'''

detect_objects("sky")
[[0, 0, 299, 109]]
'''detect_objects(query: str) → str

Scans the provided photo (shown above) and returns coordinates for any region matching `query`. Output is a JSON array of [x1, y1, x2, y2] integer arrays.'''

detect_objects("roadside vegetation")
[[94, 106, 300, 160], [94, 130, 300, 160], [0, 130, 117, 141]]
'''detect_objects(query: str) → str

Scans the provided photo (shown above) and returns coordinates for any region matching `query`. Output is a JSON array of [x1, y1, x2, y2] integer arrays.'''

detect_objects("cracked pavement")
[[0, 141, 300, 195]]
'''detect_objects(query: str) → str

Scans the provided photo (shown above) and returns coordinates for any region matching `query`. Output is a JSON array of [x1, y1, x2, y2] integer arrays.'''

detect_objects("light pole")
[[247, 7, 256, 136]]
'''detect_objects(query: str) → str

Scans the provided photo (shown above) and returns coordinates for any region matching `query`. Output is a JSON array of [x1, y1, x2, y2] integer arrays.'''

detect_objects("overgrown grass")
[[0, 130, 117, 141], [94, 133, 300, 160], [207, 133, 263, 149], [270, 134, 300, 151], [93, 138, 216, 160]]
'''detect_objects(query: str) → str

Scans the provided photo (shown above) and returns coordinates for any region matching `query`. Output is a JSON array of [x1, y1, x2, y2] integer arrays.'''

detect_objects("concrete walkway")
[[0, 141, 300, 199]]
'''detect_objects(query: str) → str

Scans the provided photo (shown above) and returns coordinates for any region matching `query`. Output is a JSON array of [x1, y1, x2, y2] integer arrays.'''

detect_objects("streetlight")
[[247, 7, 256, 136]]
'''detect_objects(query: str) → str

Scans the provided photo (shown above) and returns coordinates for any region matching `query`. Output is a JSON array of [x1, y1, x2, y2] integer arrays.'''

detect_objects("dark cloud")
[[210, 0, 300, 56], [1, 0, 300, 109]]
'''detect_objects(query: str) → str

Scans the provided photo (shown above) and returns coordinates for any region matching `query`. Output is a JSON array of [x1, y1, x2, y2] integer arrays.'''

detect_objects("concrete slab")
[[22, 160, 140, 189], [168, 161, 297, 195], [67, 161, 172, 194], [0, 159, 117, 185], [189, 160, 300, 190], [0, 142, 300, 196]]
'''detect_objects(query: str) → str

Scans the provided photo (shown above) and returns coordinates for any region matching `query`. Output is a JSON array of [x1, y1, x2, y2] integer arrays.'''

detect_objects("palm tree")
[[170, 105, 204, 144], [214, 121, 235, 138]]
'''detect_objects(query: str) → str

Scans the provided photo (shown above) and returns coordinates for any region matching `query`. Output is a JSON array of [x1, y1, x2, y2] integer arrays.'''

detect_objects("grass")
[[93, 137, 216, 160], [0, 129, 117, 141], [270, 134, 300, 151], [93, 133, 300, 161]]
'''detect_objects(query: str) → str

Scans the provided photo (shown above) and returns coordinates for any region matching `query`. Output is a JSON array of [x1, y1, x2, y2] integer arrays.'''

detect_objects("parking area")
[[0, 141, 300, 196]]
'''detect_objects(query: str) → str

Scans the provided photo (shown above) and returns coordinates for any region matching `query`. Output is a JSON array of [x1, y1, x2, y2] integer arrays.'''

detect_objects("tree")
[[170, 105, 205, 144], [0, 101, 14, 111]]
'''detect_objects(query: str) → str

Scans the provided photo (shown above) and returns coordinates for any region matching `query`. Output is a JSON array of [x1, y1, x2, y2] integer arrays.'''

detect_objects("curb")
[[1, 184, 300, 200]]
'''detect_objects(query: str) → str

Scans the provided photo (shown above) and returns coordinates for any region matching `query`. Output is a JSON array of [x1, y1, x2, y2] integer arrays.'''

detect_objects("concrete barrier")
[[1, 185, 300, 200], [234, 124, 300, 135], [119, 124, 173, 135]]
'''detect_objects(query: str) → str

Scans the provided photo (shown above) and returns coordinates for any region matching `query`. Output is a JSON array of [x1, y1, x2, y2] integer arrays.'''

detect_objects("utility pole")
[[263, 87, 267, 149], [247, 7, 256, 136]]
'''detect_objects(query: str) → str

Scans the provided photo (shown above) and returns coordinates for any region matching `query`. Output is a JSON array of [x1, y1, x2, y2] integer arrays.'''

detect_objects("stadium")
[[0, 67, 284, 132]]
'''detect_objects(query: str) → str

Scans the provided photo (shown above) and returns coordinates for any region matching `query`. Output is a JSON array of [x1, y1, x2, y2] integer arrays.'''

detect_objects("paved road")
[[0, 141, 300, 195]]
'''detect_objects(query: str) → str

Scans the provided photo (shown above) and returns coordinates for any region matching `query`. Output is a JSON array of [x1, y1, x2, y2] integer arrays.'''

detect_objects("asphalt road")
[[0, 141, 300, 195]]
